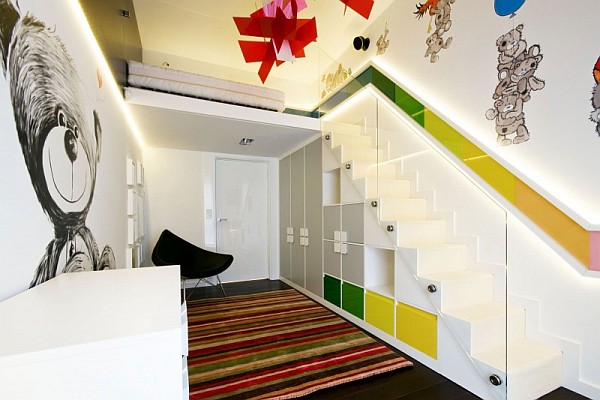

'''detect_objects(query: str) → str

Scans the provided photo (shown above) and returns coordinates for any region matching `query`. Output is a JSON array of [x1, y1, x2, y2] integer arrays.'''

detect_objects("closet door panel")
[[279, 156, 291, 279], [305, 138, 323, 297], [290, 149, 305, 287]]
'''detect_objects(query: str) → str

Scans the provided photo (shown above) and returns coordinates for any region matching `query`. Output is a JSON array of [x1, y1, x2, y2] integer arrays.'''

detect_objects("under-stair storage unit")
[[280, 137, 323, 296], [302, 86, 563, 400]]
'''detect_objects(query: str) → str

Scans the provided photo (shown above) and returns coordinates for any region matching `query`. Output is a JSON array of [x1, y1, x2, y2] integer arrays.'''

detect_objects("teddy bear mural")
[[414, 0, 455, 63], [486, 24, 545, 145], [0, 0, 116, 287], [591, 55, 600, 136]]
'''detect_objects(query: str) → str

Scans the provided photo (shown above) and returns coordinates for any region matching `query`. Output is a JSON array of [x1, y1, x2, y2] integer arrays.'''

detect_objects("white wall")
[[143, 147, 280, 280], [143, 147, 206, 258], [0, 0, 142, 301]]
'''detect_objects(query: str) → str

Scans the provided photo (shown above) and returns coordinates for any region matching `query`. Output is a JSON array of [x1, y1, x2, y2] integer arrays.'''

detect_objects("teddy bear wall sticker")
[[414, 0, 455, 63], [0, 0, 116, 287], [591, 55, 600, 137], [485, 24, 545, 146]]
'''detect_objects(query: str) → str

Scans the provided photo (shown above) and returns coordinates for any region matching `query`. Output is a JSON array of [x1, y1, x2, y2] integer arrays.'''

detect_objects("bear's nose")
[[64, 128, 78, 163]]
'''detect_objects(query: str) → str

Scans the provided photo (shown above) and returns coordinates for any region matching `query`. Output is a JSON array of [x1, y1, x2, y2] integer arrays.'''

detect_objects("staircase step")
[[380, 198, 428, 221], [356, 178, 411, 199], [401, 244, 467, 275], [420, 270, 494, 311], [347, 160, 397, 180], [444, 302, 525, 356], [333, 145, 384, 163], [474, 340, 562, 400], [389, 220, 446, 247], [322, 120, 365, 136], [328, 132, 373, 149]]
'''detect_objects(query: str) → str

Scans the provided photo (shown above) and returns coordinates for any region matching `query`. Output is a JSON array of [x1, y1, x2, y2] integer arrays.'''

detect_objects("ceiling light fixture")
[[239, 138, 254, 145]]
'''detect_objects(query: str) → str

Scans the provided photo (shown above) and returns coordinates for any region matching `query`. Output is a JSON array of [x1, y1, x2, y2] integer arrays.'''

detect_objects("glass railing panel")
[[321, 82, 509, 398], [372, 91, 509, 399]]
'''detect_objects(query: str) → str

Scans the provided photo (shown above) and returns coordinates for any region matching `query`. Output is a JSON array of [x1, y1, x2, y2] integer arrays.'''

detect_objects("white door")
[[215, 159, 269, 282]]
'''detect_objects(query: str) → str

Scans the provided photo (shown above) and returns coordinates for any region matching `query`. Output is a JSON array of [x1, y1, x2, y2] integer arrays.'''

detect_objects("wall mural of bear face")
[[0, 0, 116, 287]]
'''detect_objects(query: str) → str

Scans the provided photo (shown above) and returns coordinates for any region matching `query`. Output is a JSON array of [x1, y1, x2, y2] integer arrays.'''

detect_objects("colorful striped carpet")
[[186, 289, 412, 399]]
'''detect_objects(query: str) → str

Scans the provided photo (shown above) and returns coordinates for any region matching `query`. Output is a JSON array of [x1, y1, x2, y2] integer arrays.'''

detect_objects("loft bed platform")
[[126, 60, 286, 112]]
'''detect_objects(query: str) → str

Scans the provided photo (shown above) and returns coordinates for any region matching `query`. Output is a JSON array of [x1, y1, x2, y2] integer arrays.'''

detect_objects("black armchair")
[[152, 229, 233, 298]]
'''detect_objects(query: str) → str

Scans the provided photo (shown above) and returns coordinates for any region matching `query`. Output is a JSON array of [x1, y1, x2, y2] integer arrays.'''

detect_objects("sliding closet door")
[[215, 159, 269, 282]]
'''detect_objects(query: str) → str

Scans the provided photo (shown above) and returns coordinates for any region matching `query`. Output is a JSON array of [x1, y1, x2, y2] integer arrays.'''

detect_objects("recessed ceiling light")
[[239, 138, 254, 145]]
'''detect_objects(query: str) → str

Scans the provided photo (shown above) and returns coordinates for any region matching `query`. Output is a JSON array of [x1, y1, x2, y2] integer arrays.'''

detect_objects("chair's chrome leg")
[[216, 275, 226, 297], [181, 277, 187, 303], [185, 278, 201, 301]]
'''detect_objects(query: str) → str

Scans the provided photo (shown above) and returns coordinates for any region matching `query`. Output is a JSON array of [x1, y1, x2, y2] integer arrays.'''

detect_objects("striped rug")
[[187, 289, 412, 399]]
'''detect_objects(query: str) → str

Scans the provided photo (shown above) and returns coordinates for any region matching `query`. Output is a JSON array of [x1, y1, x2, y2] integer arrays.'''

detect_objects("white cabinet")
[[0, 267, 185, 399]]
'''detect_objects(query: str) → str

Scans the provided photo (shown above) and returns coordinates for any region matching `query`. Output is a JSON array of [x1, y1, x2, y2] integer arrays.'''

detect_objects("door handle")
[[218, 218, 228, 222]]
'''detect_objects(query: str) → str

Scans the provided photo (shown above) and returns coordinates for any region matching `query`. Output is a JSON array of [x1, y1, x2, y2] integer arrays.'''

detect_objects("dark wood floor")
[[186, 280, 588, 400]]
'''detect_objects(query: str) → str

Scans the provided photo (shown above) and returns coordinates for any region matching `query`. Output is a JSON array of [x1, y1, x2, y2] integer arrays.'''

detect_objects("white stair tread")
[[474, 340, 562, 373], [420, 270, 489, 282], [397, 243, 463, 251], [444, 302, 523, 322]]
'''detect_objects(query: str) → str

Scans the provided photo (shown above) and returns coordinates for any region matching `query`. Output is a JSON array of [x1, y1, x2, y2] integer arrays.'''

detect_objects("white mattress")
[[127, 60, 285, 112]]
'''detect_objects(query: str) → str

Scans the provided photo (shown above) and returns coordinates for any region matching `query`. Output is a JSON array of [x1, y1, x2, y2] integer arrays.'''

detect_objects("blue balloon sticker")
[[494, 0, 526, 17]]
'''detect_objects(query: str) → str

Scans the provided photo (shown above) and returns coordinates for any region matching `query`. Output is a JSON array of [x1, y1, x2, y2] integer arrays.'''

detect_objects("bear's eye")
[[501, 41, 507, 47], [64, 129, 78, 163], [530, 62, 536, 68]]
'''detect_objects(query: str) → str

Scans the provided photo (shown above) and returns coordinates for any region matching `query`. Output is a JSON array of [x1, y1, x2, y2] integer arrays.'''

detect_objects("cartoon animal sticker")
[[486, 24, 544, 145], [414, 0, 455, 63], [591, 55, 600, 136], [0, 0, 116, 287], [376, 22, 390, 55]]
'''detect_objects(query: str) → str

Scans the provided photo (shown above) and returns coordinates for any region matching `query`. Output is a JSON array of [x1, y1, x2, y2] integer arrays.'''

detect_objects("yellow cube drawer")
[[365, 291, 395, 336], [396, 302, 437, 359]]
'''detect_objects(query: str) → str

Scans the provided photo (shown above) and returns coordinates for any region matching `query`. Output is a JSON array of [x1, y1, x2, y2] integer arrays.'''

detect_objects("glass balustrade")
[[321, 85, 510, 399]]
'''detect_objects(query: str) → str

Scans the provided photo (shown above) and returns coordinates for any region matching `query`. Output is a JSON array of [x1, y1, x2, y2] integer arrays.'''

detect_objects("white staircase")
[[323, 121, 562, 400]]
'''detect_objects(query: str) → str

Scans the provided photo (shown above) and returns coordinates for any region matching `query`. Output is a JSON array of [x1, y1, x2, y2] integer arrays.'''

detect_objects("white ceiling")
[[128, 0, 393, 157]]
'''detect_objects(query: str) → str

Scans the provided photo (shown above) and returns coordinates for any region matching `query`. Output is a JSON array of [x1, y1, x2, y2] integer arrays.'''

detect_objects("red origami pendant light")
[[233, 0, 318, 83], [340, 0, 374, 19]]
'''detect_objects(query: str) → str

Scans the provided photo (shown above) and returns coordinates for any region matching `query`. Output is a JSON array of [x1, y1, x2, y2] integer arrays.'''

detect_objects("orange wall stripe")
[[515, 179, 590, 267]]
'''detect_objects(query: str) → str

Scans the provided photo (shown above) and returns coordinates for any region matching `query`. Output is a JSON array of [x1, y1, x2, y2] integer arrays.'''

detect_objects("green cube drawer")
[[342, 281, 364, 319], [324, 275, 341, 307]]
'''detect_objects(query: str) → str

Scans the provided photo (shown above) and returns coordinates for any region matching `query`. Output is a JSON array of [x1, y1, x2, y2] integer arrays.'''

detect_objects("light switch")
[[334, 231, 341, 241], [287, 227, 294, 235], [333, 242, 341, 253], [340, 243, 348, 255], [287, 234, 294, 243]]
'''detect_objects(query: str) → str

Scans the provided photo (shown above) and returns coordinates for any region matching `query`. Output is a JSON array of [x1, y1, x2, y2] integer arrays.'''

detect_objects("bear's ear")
[[93, 110, 102, 163], [57, 109, 66, 127], [528, 44, 541, 57], [0, 0, 20, 75], [516, 24, 524, 33]]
